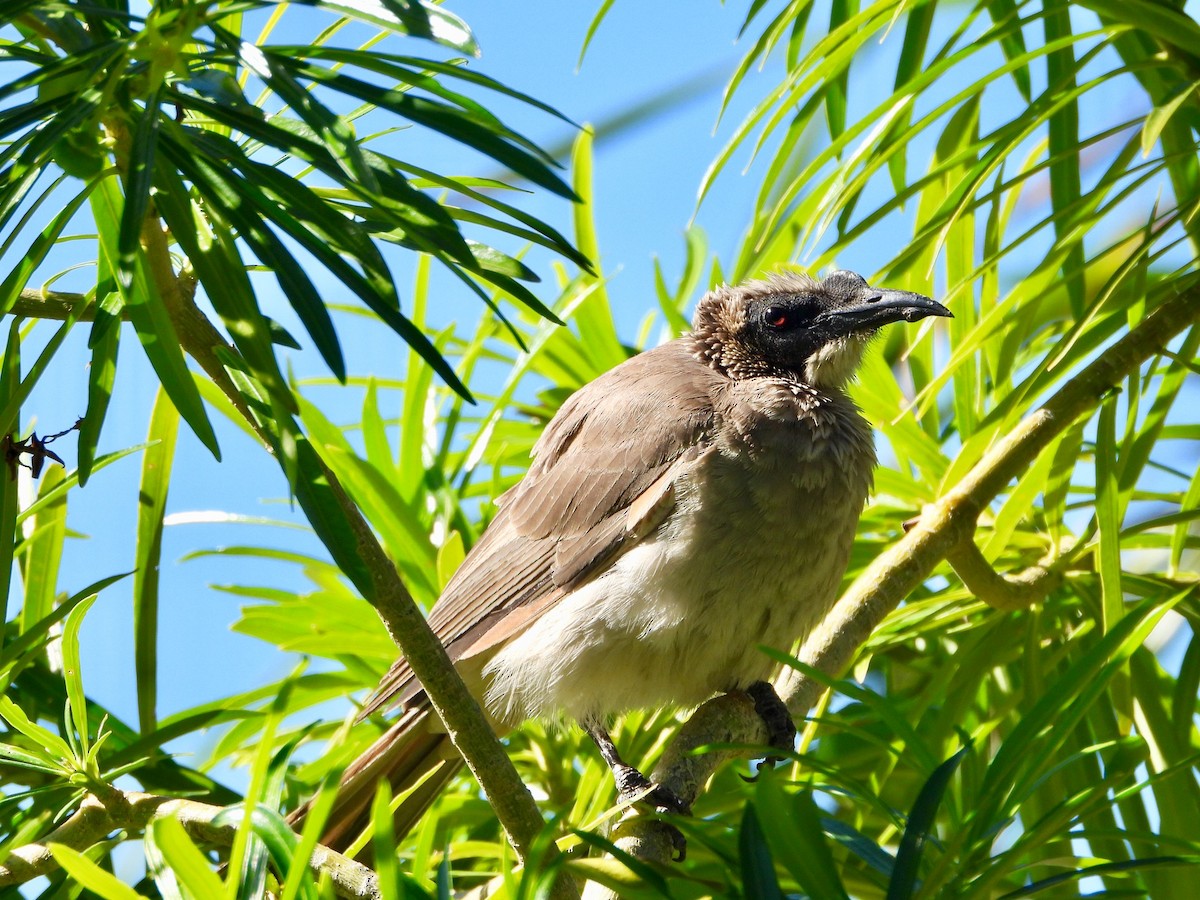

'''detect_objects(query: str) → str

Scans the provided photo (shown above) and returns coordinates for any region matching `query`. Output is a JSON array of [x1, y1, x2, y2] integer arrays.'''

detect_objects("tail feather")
[[290, 706, 461, 855]]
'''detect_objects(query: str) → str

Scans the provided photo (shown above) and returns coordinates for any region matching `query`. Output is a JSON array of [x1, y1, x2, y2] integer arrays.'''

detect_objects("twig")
[[12, 288, 95, 320], [944, 539, 1062, 611], [903, 512, 1063, 611]]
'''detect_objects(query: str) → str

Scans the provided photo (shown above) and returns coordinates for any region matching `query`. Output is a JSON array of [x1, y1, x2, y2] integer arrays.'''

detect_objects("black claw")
[[663, 822, 687, 861], [614, 768, 689, 860], [747, 681, 797, 769]]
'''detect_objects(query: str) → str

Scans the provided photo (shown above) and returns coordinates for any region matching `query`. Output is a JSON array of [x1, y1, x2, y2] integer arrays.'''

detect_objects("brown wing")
[[360, 339, 721, 717]]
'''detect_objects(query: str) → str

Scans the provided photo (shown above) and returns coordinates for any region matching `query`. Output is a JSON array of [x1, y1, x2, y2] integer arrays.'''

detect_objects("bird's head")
[[691, 270, 952, 389]]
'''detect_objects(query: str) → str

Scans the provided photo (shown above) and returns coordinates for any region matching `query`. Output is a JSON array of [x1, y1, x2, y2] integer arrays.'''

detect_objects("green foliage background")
[[1, 1, 1199, 898]]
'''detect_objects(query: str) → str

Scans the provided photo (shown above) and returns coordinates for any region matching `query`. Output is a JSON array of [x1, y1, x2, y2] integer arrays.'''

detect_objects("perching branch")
[[584, 279, 1200, 886], [7, 135, 571, 897], [0, 789, 382, 899]]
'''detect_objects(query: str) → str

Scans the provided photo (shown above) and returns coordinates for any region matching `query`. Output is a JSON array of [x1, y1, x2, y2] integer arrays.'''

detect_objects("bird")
[[296, 269, 951, 853]]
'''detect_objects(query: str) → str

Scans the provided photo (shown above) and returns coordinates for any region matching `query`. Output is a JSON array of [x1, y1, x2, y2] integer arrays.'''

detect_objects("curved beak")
[[818, 287, 952, 335]]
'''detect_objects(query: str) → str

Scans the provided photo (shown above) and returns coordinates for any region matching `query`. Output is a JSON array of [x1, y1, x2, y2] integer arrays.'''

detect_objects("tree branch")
[[584, 279, 1200, 887], [0, 789, 381, 898], [11, 288, 94, 320]]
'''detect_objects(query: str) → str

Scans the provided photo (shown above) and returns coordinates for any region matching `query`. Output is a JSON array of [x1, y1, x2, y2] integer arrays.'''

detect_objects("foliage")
[[2, 0, 1200, 898]]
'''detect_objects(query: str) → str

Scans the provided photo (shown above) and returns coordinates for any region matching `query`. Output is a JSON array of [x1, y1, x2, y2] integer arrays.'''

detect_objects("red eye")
[[766, 306, 791, 329]]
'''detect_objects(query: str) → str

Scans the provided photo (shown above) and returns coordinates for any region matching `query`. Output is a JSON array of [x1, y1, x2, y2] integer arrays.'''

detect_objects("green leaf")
[[280, 773, 334, 900], [887, 743, 970, 900], [48, 843, 145, 900], [983, 0, 1032, 101], [91, 176, 219, 459], [148, 816, 227, 899], [116, 88, 162, 292], [569, 830, 673, 897], [756, 778, 850, 900], [1042, 0, 1084, 317], [60, 592, 101, 768], [372, 782, 400, 900], [1095, 390, 1129, 728], [569, 129, 624, 373], [824, 0, 855, 138], [1073, 0, 1200, 57], [0, 321, 19, 624], [740, 802, 785, 900], [0, 740, 68, 773], [578, 0, 617, 67], [299, 0, 480, 54], [18, 466, 67, 633], [143, 814, 186, 900], [885, 0, 935, 193], [1140, 80, 1199, 157], [78, 276, 122, 486], [134, 389, 179, 734], [213, 804, 305, 900], [0, 694, 76, 767]]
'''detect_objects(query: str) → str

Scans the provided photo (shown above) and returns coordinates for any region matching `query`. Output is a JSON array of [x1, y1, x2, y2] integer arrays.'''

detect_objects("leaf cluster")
[[2, 0, 1200, 898]]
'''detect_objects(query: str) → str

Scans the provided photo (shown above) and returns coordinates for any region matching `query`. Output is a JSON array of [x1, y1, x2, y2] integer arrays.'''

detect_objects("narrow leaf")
[[61, 592, 102, 765], [48, 843, 145, 900], [134, 389, 179, 734], [116, 88, 162, 292], [92, 177, 219, 458], [740, 803, 785, 900]]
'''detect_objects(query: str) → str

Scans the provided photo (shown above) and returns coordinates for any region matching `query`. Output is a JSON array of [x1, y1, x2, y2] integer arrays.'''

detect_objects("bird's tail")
[[289, 706, 463, 855]]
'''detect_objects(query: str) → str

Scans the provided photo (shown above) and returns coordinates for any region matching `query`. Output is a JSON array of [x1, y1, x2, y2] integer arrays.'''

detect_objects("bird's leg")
[[583, 722, 691, 817], [583, 721, 689, 861], [747, 680, 797, 768]]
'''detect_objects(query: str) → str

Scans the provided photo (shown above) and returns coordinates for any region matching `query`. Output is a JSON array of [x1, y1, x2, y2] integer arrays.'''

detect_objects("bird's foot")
[[747, 680, 798, 771], [613, 764, 689, 860], [612, 763, 691, 817], [584, 721, 691, 859]]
